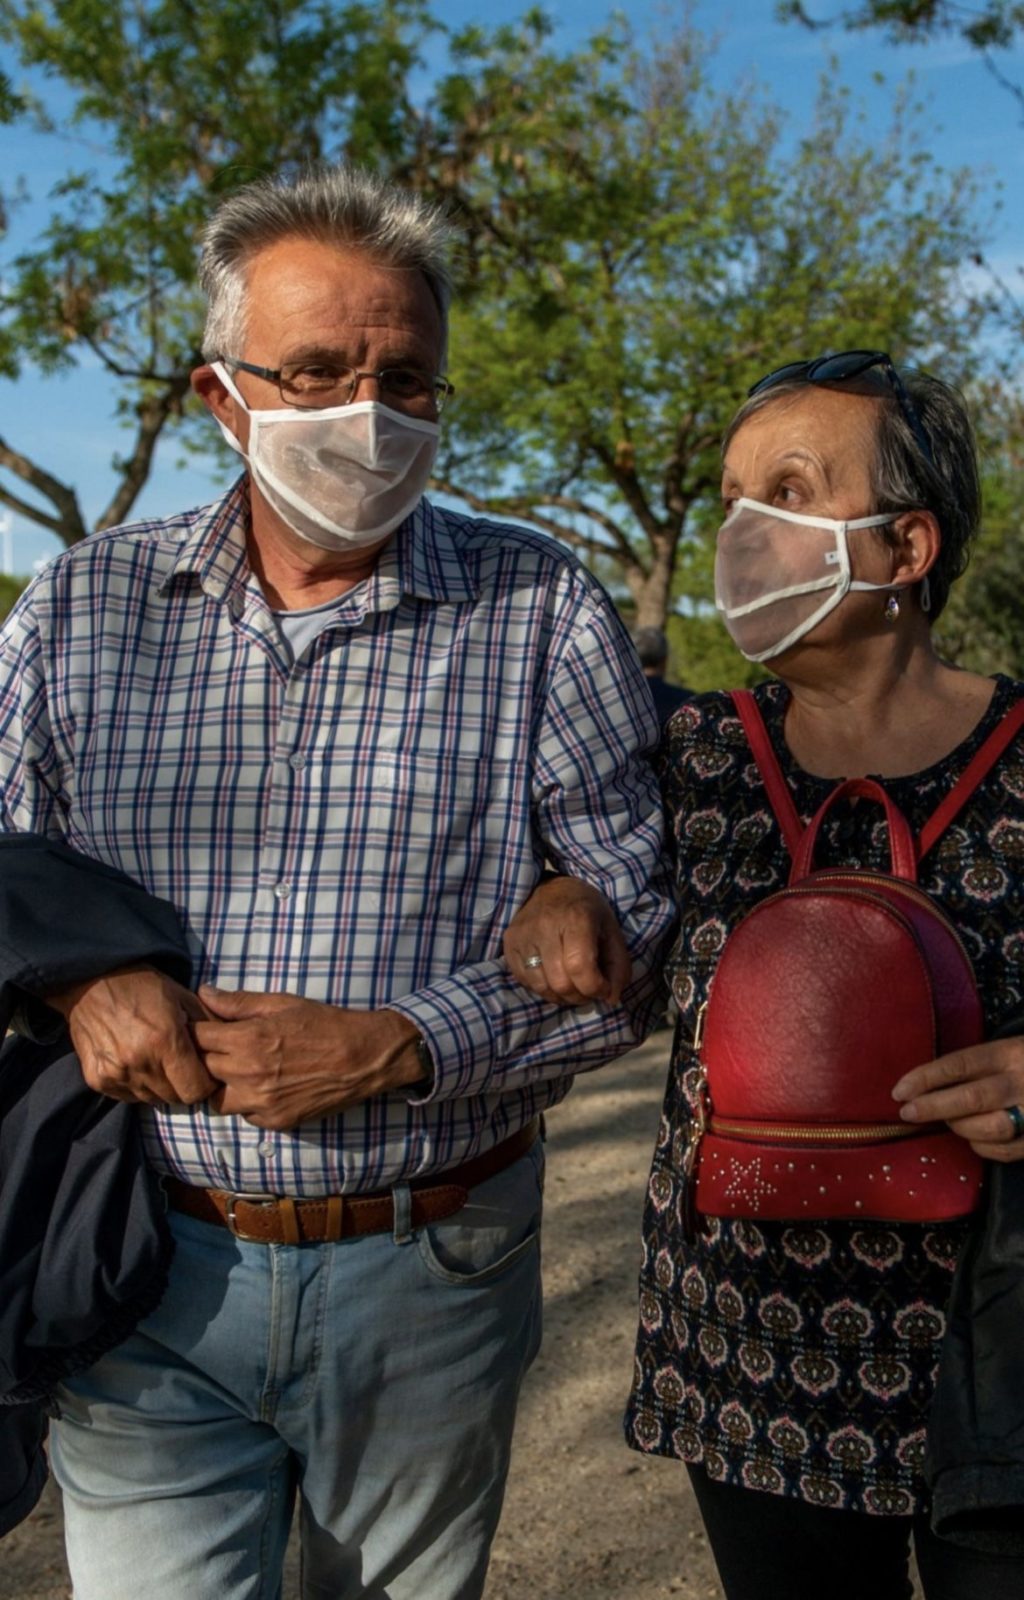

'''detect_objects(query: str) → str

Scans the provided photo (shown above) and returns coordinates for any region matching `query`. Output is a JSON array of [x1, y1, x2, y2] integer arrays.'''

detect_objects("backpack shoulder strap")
[[730, 689, 804, 860], [917, 698, 1024, 865]]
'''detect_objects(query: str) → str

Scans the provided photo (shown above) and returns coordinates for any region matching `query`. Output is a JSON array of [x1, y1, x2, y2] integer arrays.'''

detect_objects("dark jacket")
[[0, 834, 192, 1535], [645, 673, 692, 726], [926, 1158, 1024, 1554]]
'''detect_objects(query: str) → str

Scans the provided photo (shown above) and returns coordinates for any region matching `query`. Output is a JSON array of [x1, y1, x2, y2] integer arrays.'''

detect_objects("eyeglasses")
[[748, 350, 933, 466], [219, 356, 454, 414]]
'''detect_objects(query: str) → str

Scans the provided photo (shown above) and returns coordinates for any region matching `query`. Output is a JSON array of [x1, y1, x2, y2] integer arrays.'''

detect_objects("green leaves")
[[435, 20, 986, 629], [0, 0, 436, 540], [779, 2, 1024, 52], [0, 0, 1000, 672]]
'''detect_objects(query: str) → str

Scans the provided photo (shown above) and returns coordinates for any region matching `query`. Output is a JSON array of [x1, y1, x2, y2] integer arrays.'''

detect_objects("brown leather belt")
[[162, 1119, 540, 1245]]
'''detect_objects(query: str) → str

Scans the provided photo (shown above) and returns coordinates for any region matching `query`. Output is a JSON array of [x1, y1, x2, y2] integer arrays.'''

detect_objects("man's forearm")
[[388, 879, 675, 1104]]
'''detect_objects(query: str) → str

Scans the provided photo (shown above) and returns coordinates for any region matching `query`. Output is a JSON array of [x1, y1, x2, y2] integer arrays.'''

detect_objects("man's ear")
[[191, 363, 231, 422], [191, 363, 247, 449]]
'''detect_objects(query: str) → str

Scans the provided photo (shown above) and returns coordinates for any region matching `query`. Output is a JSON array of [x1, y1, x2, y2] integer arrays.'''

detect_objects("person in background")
[[504, 353, 1024, 1600], [0, 164, 674, 1600], [632, 624, 691, 723]]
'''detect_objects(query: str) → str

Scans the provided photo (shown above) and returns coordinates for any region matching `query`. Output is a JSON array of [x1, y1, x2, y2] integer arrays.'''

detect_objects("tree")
[[426, 16, 989, 642], [779, 2, 1024, 47], [1, 5, 993, 649], [935, 384, 1024, 678], [779, 2, 1024, 117], [0, 0, 435, 545]]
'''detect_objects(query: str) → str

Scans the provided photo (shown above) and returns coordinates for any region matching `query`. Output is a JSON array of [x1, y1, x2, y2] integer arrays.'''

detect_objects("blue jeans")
[[51, 1143, 544, 1600]]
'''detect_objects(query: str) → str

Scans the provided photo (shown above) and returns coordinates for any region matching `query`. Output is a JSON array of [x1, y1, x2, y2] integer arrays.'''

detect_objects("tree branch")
[[0, 485, 64, 536], [0, 435, 87, 544], [430, 477, 650, 577], [79, 328, 190, 384], [589, 441, 662, 539], [95, 377, 193, 531]]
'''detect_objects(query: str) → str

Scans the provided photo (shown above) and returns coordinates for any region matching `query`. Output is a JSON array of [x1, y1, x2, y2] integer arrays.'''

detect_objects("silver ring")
[[524, 954, 544, 970], [1007, 1105, 1024, 1140]]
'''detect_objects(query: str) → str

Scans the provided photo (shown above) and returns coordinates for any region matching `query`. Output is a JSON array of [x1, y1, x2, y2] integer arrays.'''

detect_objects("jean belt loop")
[[392, 1180, 414, 1246]]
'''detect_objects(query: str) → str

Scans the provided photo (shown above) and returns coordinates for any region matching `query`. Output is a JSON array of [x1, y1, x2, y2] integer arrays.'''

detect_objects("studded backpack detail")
[[686, 689, 1024, 1229]]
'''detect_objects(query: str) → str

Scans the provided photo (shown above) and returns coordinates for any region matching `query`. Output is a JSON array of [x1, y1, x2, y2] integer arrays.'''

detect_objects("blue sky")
[[2, 0, 1023, 572]]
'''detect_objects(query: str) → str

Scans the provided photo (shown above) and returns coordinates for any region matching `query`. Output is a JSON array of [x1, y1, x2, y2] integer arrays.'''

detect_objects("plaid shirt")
[[0, 481, 673, 1194]]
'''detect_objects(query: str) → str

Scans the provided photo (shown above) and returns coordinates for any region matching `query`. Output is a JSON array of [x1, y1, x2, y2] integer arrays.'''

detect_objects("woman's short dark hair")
[[722, 368, 981, 621]]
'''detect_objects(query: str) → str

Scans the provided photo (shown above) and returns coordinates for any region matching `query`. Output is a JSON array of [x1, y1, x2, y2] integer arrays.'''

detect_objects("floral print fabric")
[[625, 677, 1024, 1514]]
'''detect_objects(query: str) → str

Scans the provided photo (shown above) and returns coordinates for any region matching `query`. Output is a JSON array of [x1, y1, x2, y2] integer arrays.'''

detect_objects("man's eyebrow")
[[279, 344, 354, 367], [281, 342, 434, 369]]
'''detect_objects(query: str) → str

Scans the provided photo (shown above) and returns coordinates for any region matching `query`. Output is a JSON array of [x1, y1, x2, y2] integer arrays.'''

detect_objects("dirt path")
[[0, 1039, 722, 1597], [483, 1034, 721, 1600]]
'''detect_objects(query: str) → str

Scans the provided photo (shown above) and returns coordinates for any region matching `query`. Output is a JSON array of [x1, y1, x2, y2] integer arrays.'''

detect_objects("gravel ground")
[[0, 1035, 923, 1598]]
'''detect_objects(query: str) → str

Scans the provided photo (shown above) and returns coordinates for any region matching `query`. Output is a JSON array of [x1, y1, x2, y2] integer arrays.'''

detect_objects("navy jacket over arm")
[[0, 834, 193, 1536]]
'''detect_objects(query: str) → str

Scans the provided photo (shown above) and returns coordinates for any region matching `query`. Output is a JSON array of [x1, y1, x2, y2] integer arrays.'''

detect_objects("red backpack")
[[688, 690, 1024, 1228]]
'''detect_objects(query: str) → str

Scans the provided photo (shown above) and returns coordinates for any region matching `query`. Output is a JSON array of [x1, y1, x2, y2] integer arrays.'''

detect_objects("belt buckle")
[[225, 1191, 280, 1242]]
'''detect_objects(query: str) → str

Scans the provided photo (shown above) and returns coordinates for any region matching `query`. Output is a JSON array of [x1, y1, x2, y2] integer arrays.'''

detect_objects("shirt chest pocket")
[[368, 751, 528, 922]]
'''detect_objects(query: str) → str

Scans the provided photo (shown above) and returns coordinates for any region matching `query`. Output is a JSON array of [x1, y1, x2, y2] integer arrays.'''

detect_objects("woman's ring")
[[1007, 1105, 1024, 1140], [524, 954, 544, 970]]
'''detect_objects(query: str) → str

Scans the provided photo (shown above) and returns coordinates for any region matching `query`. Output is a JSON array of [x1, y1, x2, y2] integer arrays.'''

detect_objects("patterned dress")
[[625, 676, 1024, 1515]]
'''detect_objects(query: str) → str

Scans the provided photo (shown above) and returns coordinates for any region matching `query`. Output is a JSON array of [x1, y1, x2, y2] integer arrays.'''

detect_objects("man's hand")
[[893, 1034, 1024, 1162], [194, 988, 424, 1129], [47, 965, 217, 1106], [503, 874, 632, 1007]]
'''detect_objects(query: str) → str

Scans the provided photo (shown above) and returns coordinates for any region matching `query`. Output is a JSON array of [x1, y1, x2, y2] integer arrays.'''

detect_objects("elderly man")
[[0, 168, 672, 1599]]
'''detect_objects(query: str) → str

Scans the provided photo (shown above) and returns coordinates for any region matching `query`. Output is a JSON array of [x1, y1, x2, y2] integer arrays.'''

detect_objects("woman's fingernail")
[[899, 1103, 919, 1122]]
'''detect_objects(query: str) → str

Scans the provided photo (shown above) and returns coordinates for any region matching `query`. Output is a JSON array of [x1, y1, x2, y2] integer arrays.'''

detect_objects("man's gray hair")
[[198, 166, 453, 360]]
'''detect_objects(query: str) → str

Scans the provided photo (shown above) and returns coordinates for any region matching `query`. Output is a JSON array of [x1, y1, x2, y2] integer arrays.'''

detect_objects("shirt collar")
[[390, 498, 479, 604], [157, 483, 478, 609], [157, 477, 252, 605]]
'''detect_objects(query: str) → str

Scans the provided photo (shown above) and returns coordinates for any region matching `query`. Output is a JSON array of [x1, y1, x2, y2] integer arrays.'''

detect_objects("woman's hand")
[[893, 1034, 1024, 1161], [503, 875, 632, 1007]]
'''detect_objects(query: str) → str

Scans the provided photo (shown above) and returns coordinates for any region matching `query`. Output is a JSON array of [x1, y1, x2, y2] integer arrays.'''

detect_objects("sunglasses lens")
[[808, 351, 885, 383], [748, 361, 812, 398], [745, 350, 933, 465]]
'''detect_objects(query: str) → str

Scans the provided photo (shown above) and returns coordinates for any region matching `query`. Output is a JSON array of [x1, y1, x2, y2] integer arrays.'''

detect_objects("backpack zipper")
[[808, 871, 975, 974], [707, 1115, 921, 1144]]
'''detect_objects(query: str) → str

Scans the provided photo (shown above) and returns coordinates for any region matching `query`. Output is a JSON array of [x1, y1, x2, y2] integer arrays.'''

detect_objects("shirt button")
[[257, 1141, 276, 1159], [288, 752, 307, 771], [273, 880, 292, 900]]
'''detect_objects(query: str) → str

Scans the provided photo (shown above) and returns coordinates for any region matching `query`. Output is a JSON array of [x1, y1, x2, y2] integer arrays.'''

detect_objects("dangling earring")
[[884, 593, 901, 624], [920, 575, 932, 614]]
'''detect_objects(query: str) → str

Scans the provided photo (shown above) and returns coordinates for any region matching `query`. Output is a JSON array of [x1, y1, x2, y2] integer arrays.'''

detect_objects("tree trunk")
[[626, 537, 676, 629]]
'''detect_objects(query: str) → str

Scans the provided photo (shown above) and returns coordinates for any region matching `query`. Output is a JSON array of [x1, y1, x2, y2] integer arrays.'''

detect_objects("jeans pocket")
[[416, 1144, 544, 1286]]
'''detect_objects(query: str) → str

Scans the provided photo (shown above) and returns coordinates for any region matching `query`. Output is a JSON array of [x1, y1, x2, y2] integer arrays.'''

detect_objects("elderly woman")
[[505, 354, 1024, 1600]]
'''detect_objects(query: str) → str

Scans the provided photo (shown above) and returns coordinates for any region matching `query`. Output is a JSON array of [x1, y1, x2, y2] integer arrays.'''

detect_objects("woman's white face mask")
[[210, 362, 440, 552], [714, 497, 900, 663]]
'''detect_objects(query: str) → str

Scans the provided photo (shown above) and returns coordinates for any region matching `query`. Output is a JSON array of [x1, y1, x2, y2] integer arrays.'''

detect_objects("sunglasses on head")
[[748, 350, 934, 466]]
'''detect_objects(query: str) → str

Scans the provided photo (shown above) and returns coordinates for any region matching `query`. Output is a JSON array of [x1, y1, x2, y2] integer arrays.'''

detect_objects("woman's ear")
[[888, 508, 941, 586]]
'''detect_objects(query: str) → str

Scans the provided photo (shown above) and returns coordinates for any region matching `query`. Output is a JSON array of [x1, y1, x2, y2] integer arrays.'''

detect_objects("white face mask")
[[211, 362, 439, 551], [714, 497, 900, 663]]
